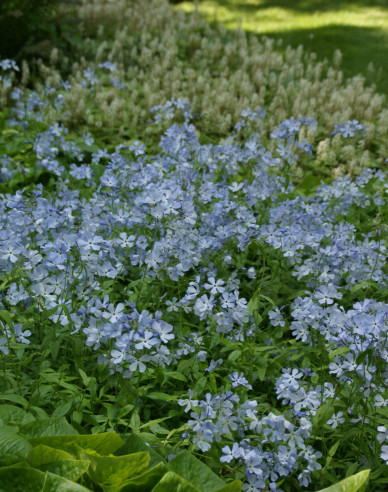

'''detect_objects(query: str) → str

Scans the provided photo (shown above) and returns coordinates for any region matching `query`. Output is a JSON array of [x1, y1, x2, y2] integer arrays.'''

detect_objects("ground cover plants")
[[1, 0, 388, 491], [14, 0, 388, 185]]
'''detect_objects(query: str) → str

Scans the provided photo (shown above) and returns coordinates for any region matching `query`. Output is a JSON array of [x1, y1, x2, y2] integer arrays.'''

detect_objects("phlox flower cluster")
[[179, 391, 321, 490], [260, 170, 387, 290]]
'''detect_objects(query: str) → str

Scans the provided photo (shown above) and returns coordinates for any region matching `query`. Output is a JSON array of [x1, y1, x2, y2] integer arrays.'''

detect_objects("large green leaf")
[[151, 471, 201, 492], [0, 453, 22, 466], [167, 451, 225, 492], [0, 427, 32, 459], [81, 450, 150, 486], [0, 466, 46, 492], [0, 404, 34, 425], [39, 459, 90, 481], [318, 470, 370, 492], [21, 418, 78, 438], [27, 444, 75, 466], [0, 466, 91, 492], [106, 462, 169, 492], [30, 432, 124, 455], [116, 434, 164, 468]]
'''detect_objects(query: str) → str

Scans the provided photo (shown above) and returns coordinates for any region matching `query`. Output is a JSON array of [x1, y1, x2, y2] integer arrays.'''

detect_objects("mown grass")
[[175, 0, 388, 96]]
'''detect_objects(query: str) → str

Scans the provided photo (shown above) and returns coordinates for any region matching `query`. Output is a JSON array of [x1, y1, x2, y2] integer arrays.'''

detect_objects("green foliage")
[[167, 451, 226, 491], [0, 408, 242, 492], [318, 469, 370, 492], [0, 466, 90, 492], [0, 0, 62, 59]]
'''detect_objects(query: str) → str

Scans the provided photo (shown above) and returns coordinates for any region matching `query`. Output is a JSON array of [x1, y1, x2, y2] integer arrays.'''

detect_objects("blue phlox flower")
[[229, 371, 252, 389], [220, 442, 245, 463], [332, 119, 365, 137], [99, 61, 117, 72], [6, 283, 29, 305], [205, 358, 223, 372], [314, 284, 342, 305], [326, 411, 345, 429], [299, 445, 322, 472], [0, 59, 19, 71], [178, 389, 199, 412], [381, 445, 388, 464]]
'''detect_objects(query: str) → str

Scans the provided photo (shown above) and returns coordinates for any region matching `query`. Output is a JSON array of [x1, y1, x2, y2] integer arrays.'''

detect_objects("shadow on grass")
[[206, 19, 388, 97], [259, 24, 387, 95]]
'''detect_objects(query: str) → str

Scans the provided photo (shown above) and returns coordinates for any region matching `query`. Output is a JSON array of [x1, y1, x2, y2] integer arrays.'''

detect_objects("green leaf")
[[167, 451, 225, 491], [138, 417, 170, 430], [30, 432, 124, 456], [215, 481, 242, 492], [81, 450, 149, 486], [27, 444, 75, 466], [21, 418, 78, 438], [313, 404, 334, 428], [115, 434, 164, 468], [0, 404, 34, 425], [227, 350, 242, 363], [105, 462, 168, 492], [52, 401, 74, 418], [151, 471, 201, 492], [0, 453, 21, 466], [318, 470, 370, 492], [146, 393, 178, 402], [351, 281, 378, 294], [164, 371, 187, 382], [328, 441, 341, 458], [329, 347, 350, 359], [0, 467, 46, 492], [0, 394, 28, 408], [0, 428, 32, 459], [78, 369, 90, 386], [0, 309, 14, 328], [0, 466, 91, 492], [193, 377, 207, 397], [258, 294, 276, 306], [2, 128, 19, 135], [39, 459, 90, 481], [322, 440, 341, 472]]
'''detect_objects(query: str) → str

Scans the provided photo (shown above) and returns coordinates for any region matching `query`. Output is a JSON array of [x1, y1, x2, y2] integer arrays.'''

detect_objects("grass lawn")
[[175, 0, 388, 96]]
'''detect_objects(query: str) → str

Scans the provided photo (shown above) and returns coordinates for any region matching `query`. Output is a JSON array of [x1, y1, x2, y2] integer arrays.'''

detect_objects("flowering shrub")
[[0, 58, 388, 491]]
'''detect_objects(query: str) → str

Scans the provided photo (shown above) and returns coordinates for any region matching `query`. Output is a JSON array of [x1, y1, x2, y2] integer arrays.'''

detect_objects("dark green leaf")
[[52, 401, 74, 418], [164, 371, 187, 382], [151, 471, 201, 492], [167, 451, 225, 491], [0, 394, 28, 408], [115, 434, 164, 468]]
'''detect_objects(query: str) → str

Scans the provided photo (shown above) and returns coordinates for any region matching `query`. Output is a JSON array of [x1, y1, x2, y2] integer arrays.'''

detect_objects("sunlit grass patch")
[[175, 0, 388, 96]]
